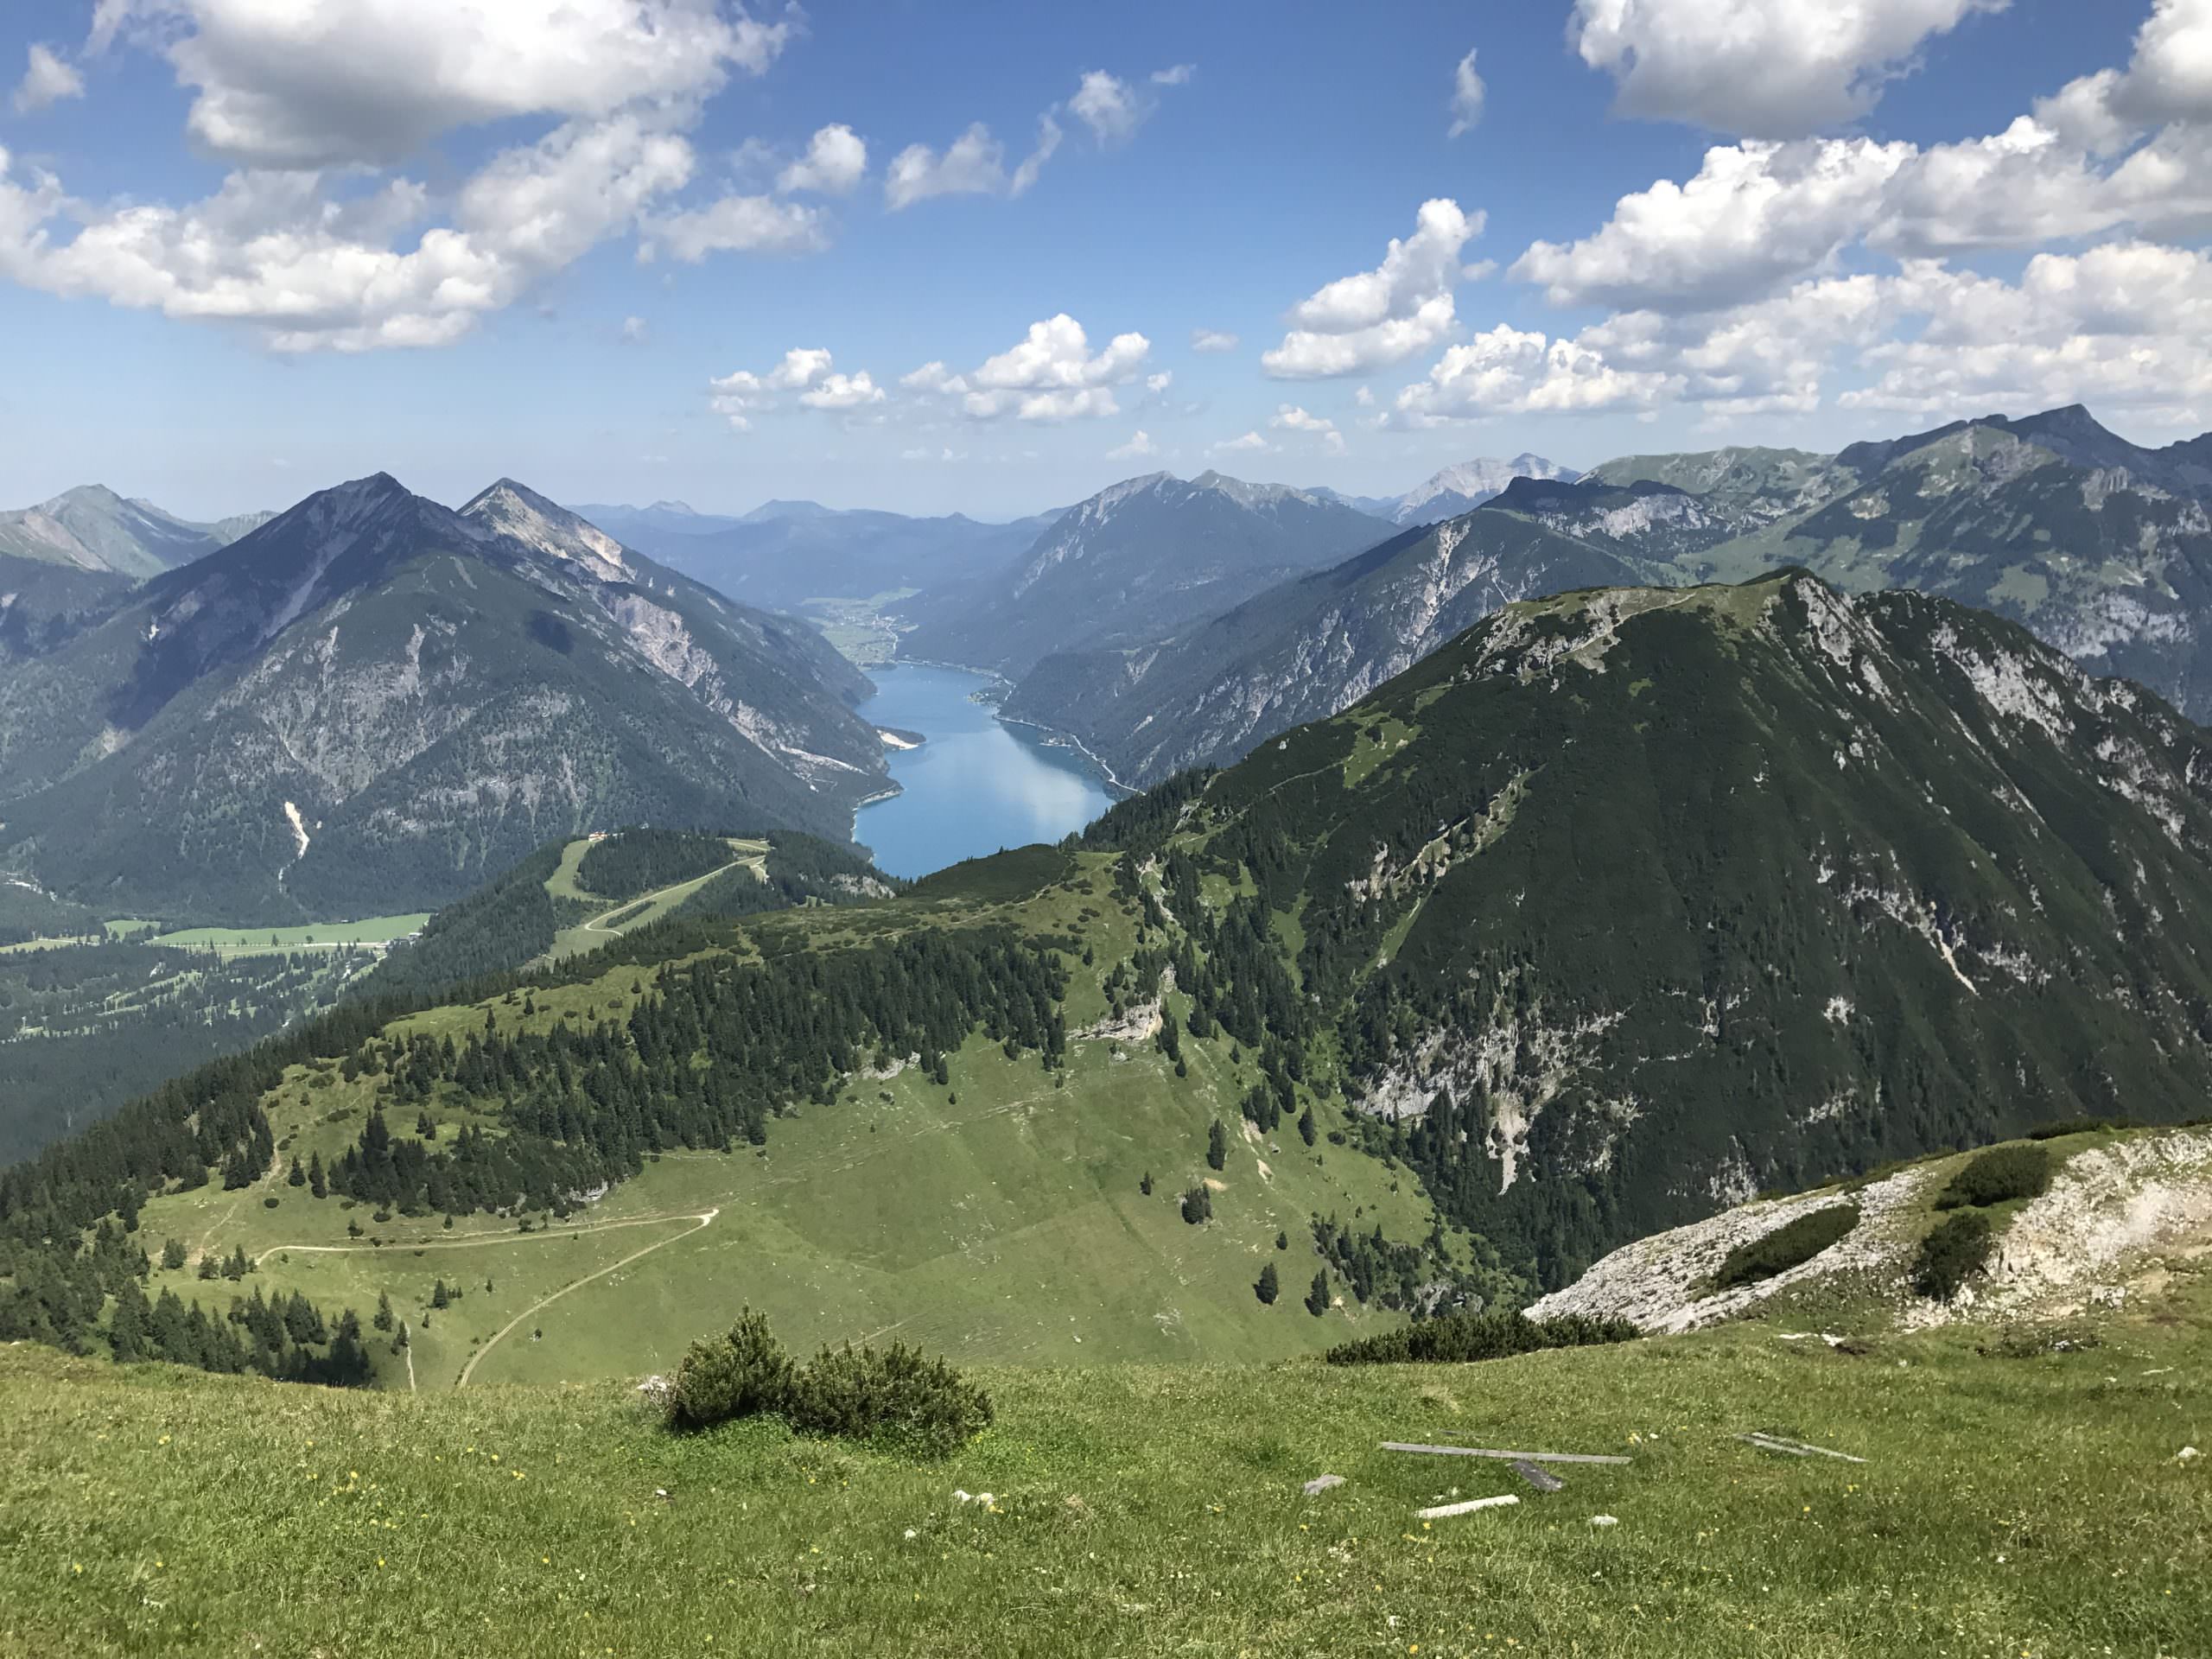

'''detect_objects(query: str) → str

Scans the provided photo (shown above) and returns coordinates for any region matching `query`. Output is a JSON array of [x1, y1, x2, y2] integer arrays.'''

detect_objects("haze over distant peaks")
[[0, 484, 273, 580]]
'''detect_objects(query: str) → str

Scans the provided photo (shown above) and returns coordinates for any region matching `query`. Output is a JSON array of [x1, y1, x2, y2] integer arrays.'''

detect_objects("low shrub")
[[1324, 1308, 1638, 1366], [2024, 1116, 2126, 1141], [1708, 1202, 1860, 1293], [1911, 1211, 1993, 1302], [664, 1307, 989, 1457], [667, 1308, 794, 1432], [786, 1341, 995, 1458], [1936, 1144, 2053, 1210]]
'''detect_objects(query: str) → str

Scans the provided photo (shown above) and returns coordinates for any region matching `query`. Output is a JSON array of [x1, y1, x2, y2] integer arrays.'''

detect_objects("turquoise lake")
[[853, 664, 1116, 879]]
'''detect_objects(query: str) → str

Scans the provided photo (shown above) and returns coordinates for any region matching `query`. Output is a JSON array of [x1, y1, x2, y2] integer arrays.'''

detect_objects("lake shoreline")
[[849, 664, 1119, 877]]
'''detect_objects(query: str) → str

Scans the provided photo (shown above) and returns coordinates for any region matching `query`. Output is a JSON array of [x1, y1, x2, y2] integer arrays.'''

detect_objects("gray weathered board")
[[1738, 1433, 1866, 1465], [1510, 1459, 1566, 1492], [1382, 1442, 1631, 1466]]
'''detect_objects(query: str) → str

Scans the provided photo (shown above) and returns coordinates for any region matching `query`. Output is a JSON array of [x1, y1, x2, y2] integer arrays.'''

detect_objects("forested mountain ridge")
[[895, 470, 1391, 677], [1000, 506, 1649, 786], [1144, 569, 2212, 1277], [0, 474, 889, 921], [1593, 405, 2212, 721], [1002, 404, 2212, 792]]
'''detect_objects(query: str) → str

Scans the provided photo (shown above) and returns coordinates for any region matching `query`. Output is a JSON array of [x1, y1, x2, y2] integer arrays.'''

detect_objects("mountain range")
[[0, 484, 271, 579], [1003, 405, 2212, 790], [0, 476, 888, 921], [893, 471, 1393, 677]]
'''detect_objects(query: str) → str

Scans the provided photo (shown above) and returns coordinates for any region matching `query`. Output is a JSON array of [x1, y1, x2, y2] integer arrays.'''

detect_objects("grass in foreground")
[[3, 1267, 2205, 1659]]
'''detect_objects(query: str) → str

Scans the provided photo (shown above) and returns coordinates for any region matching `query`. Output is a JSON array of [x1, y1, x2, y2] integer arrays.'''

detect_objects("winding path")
[[251, 1208, 717, 1269], [575, 848, 767, 938], [455, 1208, 719, 1389]]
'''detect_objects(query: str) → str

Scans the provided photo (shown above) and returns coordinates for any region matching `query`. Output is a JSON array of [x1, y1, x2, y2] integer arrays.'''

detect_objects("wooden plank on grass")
[[1738, 1433, 1866, 1464], [1510, 1459, 1566, 1492], [1382, 1442, 1631, 1465]]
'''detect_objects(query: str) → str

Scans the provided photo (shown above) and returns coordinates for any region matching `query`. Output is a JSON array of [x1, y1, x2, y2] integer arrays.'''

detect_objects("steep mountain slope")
[[897, 471, 1391, 677], [1160, 569, 2212, 1280], [0, 475, 888, 920], [0, 484, 271, 578], [1583, 446, 1856, 537], [1595, 408, 2212, 721], [1001, 508, 1649, 786], [572, 497, 1054, 613], [0, 554, 130, 663]]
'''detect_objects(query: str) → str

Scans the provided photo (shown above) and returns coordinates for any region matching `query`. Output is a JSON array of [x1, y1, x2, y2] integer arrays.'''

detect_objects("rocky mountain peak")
[[461, 479, 629, 578]]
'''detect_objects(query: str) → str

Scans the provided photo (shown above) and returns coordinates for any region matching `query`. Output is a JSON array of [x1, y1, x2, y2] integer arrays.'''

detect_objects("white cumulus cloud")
[[96, 0, 794, 169], [0, 0, 827, 352], [909, 313, 1153, 423], [710, 347, 884, 428], [778, 124, 868, 195], [1211, 430, 1273, 454], [1262, 198, 1478, 378], [884, 115, 1062, 209], [1107, 429, 1157, 459], [13, 44, 84, 114], [1071, 70, 1146, 143], [1190, 327, 1238, 353], [640, 192, 823, 262], [1568, 0, 2009, 139]]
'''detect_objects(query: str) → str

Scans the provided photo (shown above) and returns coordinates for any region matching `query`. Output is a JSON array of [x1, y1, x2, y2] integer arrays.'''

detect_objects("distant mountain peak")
[[1394, 454, 1580, 523], [645, 499, 697, 515], [461, 479, 629, 577]]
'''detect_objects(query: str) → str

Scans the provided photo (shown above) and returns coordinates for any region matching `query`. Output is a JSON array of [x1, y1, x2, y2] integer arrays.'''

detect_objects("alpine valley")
[[9, 423, 2212, 1659]]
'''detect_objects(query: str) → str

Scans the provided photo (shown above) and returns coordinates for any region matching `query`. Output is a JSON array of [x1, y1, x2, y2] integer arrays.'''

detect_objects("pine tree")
[[1140, 1172, 1154, 1197], [308, 1153, 327, 1199], [1275, 1230, 1288, 1250], [430, 1279, 451, 1310], [1255, 1262, 1280, 1306], [108, 1287, 151, 1361], [1206, 1119, 1228, 1171], [373, 1291, 394, 1333], [286, 1156, 305, 1187], [1298, 1106, 1318, 1147], [1305, 1272, 1330, 1317], [160, 1237, 188, 1271], [1180, 1185, 1213, 1225]]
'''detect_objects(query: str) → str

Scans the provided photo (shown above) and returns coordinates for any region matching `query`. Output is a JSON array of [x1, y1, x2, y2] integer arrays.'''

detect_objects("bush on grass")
[[1911, 1211, 1994, 1302], [1708, 1203, 1860, 1293], [665, 1306, 990, 1457], [1323, 1308, 1639, 1366], [1935, 1145, 2053, 1210]]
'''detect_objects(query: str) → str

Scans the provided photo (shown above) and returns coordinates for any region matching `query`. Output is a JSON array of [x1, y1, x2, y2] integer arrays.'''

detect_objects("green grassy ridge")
[[4, 1267, 2206, 1658], [128, 854, 1446, 1385]]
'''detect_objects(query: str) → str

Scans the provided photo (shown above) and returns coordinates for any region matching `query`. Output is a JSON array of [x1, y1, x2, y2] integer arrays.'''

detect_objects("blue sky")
[[0, 1, 2199, 519]]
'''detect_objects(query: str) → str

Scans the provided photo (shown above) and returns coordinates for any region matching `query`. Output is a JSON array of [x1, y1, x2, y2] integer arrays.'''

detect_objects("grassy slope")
[[4, 1265, 2205, 1658], [543, 835, 770, 959], [125, 853, 1441, 1387]]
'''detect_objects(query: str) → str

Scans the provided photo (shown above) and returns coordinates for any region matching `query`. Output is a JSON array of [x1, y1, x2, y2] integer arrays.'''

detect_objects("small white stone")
[[1590, 1515, 1619, 1528]]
